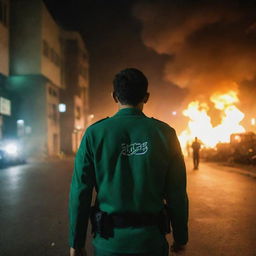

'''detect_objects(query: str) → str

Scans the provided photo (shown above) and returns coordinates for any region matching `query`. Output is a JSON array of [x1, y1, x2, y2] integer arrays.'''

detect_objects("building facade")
[[0, 0, 11, 139], [7, 0, 65, 156], [60, 31, 89, 154], [6, 0, 89, 157]]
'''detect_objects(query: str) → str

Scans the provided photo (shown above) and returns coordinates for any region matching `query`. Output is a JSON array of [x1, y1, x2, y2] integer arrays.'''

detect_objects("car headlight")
[[4, 144, 18, 155]]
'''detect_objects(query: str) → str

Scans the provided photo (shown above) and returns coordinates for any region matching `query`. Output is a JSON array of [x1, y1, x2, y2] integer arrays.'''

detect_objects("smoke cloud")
[[134, 0, 256, 100]]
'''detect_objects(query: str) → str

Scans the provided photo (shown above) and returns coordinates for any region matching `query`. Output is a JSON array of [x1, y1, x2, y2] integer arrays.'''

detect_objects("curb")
[[27, 155, 74, 163], [206, 161, 256, 179]]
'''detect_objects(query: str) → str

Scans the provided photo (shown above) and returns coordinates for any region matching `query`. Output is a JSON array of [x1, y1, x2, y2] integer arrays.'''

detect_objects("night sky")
[[44, 0, 256, 132]]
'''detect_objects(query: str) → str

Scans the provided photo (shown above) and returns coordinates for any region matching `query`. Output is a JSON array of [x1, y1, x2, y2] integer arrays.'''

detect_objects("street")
[[0, 159, 255, 256]]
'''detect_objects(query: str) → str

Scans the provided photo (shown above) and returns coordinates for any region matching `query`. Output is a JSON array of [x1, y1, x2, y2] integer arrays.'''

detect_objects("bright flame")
[[179, 90, 245, 150]]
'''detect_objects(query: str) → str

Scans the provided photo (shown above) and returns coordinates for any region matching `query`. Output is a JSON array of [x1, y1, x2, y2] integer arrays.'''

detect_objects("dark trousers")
[[193, 152, 199, 169], [94, 240, 169, 256]]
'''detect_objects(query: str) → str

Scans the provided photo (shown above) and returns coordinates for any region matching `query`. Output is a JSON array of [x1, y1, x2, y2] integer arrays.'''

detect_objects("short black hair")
[[113, 68, 148, 106]]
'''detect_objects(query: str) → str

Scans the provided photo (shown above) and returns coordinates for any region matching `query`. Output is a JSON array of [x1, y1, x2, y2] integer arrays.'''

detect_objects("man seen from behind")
[[69, 68, 189, 256]]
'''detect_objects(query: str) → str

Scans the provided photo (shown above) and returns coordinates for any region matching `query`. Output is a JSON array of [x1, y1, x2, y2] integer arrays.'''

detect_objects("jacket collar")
[[113, 108, 146, 117]]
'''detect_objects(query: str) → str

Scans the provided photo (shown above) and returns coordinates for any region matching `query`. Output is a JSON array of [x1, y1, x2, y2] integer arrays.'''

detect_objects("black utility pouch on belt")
[[90, 204, 171, 239], [90, 206, 114, 239]]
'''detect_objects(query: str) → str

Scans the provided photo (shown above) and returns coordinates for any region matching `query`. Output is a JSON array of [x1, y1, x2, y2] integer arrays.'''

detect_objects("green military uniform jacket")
[[69, 108, 188, 253]]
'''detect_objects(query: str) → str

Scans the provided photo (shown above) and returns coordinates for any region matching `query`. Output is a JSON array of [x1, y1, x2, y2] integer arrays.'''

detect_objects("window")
[[53, 51, 57, 65], [42, 40, 61, 68], [43, 40, 49, 57], [52, 89, 57, 97], [60, 59, 65, 85], [48, 87, 58, 98], [51, 50, 61, 67], [51, 48, 55, 63], [48, 103, 58, 122], [52, 104, 58, 122], [56, 55, 60, 67], [76, 106, 81, 120], [0, 1, 8, 26]]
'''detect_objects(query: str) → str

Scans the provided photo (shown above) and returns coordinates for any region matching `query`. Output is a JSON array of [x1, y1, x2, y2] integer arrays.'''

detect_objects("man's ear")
[[143, 93, 150, 104], [112, 92, 119, 103]]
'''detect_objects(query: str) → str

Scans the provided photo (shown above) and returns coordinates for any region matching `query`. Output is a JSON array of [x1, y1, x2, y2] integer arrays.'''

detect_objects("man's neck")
[[118, 103, 144, 111]]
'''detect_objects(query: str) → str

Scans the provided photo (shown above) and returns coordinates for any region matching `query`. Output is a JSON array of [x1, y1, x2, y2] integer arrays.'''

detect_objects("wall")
[[46, 81, 60, 155], [59, 32, 89, 154], [8, 0, 62, 156], [41, 2, 61, 87], [9, 0, 41, 75], [6, 75, 47, 157]]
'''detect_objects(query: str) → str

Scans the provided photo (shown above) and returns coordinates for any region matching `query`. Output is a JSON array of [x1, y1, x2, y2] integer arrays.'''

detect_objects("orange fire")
[[179, 90, 245, 151]]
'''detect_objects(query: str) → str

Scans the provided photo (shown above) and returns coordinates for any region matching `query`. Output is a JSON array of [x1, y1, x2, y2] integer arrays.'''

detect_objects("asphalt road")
[[0, 158, 255, 256]]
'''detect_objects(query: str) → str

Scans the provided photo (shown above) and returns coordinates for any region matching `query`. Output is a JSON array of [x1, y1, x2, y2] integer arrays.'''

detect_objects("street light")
[[17, 119, 25, 137], [87, 114, 94, 127], [75, 125, 82, 130], [172, 111, 177, 116], [58, 103, 66, 113], [17, 119, 24, 125]]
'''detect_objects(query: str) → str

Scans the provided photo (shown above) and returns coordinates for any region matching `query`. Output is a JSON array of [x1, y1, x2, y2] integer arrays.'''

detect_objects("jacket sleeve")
[[164, 129, 189, 245], [69, 132, 95, 249]]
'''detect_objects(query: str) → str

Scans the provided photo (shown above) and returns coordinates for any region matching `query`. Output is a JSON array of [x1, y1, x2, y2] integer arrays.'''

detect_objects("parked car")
[[0, 139, 26, 167], [230, 132, 256, 164]]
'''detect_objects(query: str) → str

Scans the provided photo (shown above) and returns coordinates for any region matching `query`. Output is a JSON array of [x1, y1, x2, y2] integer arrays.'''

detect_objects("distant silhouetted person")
[[192, 137, 201, 169]]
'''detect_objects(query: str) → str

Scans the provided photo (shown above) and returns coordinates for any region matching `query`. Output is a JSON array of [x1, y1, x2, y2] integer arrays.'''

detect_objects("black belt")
[[90, 207, 171, 239], [111, 212, 159, 228]]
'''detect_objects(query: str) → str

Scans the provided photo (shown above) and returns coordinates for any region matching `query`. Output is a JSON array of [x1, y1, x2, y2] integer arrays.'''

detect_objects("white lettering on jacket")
[[121, 142, 148, 156]]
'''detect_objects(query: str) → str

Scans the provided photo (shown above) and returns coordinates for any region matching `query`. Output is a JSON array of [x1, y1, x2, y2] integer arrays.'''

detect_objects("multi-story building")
[[60, 31, 89, 154], [0, 0, 11, 139], [8, 0, 63, 156], [7, 0, 90, 157]]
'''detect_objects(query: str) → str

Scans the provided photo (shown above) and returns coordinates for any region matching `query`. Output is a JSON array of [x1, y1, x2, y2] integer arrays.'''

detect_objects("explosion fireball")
[[179, 90, 245, 150]]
